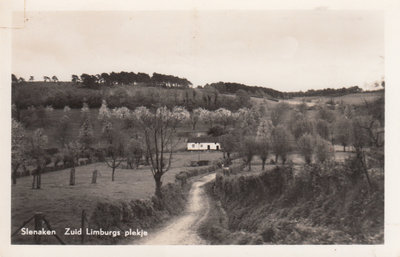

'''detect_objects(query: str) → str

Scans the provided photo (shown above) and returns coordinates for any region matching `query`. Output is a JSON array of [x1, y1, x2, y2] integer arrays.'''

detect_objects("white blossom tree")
[[199, 108, 216, 129], [214, 108, 233, 129]]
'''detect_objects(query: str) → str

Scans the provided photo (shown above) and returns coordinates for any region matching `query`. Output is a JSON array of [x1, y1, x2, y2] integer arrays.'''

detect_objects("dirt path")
[[136, 173, 215, 245]]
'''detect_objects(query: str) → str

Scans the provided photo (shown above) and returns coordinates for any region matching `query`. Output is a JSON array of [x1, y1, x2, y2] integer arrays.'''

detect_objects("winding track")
[[136, 173, 215, 245]]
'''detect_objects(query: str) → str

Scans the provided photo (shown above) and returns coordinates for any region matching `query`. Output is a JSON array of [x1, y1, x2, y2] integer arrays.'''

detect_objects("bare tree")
[[134, 106, 189, 198], [101, 122, 126, 181]]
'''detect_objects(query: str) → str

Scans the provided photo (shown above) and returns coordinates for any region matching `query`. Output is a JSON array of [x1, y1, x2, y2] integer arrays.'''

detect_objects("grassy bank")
[[200, 161, 384, 244]]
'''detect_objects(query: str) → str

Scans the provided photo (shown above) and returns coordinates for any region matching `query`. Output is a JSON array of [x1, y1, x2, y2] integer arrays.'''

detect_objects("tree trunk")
[[91, 170, 98, 184], [248, 160, 251, 171], [12, 170, 17, 185], [262, 159, 266, 171], [112, 167, 115, 182], [36, 174, 41, 189], [32, 175, 36, 189], [275, 154, 279, 163], [356, 149, 372, 188], [70, 168, 75, 185], [154, 173, 163, 198], [36, 167, 41, 189]]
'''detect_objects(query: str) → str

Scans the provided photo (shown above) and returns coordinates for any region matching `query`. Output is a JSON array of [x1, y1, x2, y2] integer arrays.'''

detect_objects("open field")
[[11, 151, 223, 244], [281, 91, 384, 106]]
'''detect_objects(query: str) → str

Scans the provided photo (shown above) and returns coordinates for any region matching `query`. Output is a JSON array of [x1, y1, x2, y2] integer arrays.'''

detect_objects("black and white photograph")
[[2, 0, 400, 255]]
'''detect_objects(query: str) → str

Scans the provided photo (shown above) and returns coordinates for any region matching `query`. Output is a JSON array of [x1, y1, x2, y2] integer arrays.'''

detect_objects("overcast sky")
[[12, 10, 384, 91]]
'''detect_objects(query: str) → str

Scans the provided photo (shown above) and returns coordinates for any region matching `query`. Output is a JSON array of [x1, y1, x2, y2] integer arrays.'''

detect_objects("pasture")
[[11, 151, 223, 244], [282, 91, 384, 106]]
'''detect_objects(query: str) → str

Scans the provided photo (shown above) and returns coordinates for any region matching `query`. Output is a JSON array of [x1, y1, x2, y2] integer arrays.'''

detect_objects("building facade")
[[187, 136, 221, 151]]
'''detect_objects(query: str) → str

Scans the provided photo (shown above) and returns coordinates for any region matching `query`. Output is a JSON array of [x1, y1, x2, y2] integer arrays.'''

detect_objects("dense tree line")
[[204, 82, 285, 99], [75, 71, 192, 89], [287, 86, 364, 97], [203, 81, 380, 99]]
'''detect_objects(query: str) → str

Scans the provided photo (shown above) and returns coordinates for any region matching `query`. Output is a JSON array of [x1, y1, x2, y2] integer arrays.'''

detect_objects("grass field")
[[281, 91, 383, 106], [11, 151, 223, 244]]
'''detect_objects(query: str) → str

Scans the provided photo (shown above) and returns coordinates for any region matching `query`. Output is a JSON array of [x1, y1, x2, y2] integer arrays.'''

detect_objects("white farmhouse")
[[187, 136, 221, 151]]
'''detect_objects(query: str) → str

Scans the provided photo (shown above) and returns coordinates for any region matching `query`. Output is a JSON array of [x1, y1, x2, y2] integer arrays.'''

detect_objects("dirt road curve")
[[137, 173, 215, 245]]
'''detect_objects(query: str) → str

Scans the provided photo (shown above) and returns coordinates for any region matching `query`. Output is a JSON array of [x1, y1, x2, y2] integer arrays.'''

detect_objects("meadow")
[[11, 151, 223, 244]]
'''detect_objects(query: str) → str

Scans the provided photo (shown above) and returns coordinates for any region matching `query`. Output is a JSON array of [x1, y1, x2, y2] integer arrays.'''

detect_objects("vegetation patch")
[[203, 162, 384, 244]]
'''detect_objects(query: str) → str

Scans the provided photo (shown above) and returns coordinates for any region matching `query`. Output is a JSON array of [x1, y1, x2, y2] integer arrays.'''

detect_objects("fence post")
[[70, 168, 75, 186], [81, 210, 86, 244], [34, 212, 44, 244], [91, 170, 97, 184]]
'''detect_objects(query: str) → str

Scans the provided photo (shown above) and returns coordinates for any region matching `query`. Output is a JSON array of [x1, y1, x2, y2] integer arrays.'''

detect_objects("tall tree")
[[25, 129, 48, 189], [126, 138, 143, 169], [256, 119, 272, 170], [134, 106, 189, 198], [11, 119, 26, 184], [270, 103, 290, 127], [55, 106, 72, 148], [189, 108, 202, 130], [78, 103, 95, 157], [12, 74, 18, 83], [220, 132, 238, 164], [240, 136, 257, 171], [297, 133, 315, 164], [334, 117, 353, 152], [315, 119, 330, 141], [314, 137, 333, 164], [271, 125, 293, 164], [71, 74, 80, 83], [214, 108, 233, 129], [101, 121, 126, 181]]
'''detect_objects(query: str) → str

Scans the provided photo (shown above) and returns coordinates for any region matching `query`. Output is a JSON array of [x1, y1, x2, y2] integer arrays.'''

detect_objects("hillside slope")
[[199, 163, 384, 244]]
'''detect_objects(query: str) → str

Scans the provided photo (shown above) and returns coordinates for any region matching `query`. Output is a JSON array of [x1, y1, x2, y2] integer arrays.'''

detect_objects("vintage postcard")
[[1, 0, 399, 256]]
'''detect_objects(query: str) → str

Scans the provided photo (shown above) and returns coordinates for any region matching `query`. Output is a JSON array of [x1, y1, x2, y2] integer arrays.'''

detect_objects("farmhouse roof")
[[187, 136, 220, 143]]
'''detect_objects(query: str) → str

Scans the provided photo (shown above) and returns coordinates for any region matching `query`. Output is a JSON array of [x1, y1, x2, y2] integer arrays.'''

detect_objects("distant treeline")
[[287, 86, 365, 98], [12, 72, 384, 100], [204, 82, 286, 99], [12, 71, 192, 89], [78, 71, 192, 88], [205, 82, 383, 99]]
